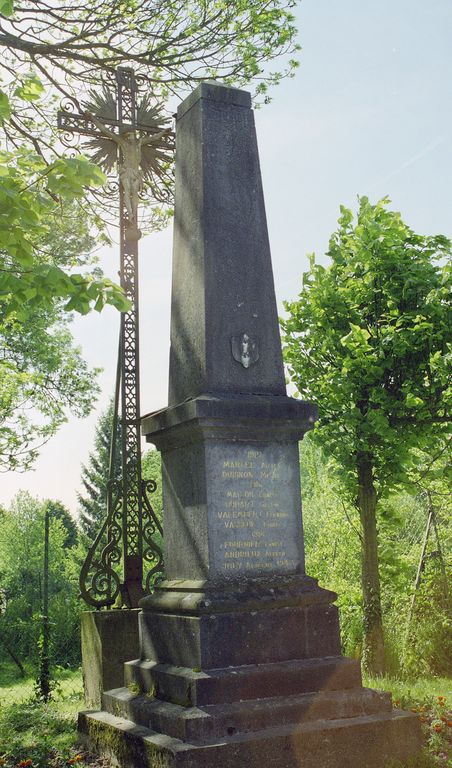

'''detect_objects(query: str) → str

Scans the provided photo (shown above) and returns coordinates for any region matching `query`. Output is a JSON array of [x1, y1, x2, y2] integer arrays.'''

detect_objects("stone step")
[[102, 685, 391, 744], [123, 655, 362, 706], [79, 706, 422, 768]]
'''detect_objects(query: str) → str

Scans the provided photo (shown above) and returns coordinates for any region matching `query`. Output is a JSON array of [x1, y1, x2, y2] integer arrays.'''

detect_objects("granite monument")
[[79, 82, 422, 768]]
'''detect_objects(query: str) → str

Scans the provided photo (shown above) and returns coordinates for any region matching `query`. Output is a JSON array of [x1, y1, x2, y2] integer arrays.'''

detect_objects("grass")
[[364, 675, 452, 707], [0, 663, 85, 767], [0, 662, 450, 767], [0, 663, 83, 709], [365, 675, 451, 767]]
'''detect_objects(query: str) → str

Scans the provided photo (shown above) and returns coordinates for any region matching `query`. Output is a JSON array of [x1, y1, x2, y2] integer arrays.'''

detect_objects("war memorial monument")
[[79, 82, 422, 768]]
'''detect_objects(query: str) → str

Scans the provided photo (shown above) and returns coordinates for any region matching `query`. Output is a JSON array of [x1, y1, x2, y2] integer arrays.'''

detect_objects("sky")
[[2, 0, 452, 516]]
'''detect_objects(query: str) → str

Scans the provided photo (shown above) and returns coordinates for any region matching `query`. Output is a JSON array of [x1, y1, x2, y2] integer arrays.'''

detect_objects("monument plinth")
[[79, 82, 421, 768]]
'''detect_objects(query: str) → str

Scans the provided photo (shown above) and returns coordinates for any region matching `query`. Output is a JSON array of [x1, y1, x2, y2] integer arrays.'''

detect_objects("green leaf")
[[14, 74, 44, 102], [0, 89, 11, 120], [405, 393, 424, 408], [0, 0, 14, 16]]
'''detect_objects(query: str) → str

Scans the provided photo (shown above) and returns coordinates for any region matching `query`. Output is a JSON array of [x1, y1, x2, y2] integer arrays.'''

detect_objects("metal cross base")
[[79, 474, 163, 609]]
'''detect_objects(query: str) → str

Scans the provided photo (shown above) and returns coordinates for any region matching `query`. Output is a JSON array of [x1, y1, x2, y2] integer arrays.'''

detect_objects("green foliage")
[[301, 436, 451, 677], [283, 196, 451, 500], [0, 310, 101, 471], [14, 73, 44, 102], [77, 399, 121, 540], [300, 436, 363, 658], [142, 449, 164, 582], [142, 449, 163, 522], [404, 557, 451, 678], [0, 101, 127, 474], [0, 149, 127, 321], [368, 677, 451, 767], [0, 156, 129, 471], [0, 89, 11, 120], [0, 493, 82, 667], [45, 501, 78, 549], [0, 0, 14, 17], [284, 197, 451, 672], [0, 2, 300, 121]]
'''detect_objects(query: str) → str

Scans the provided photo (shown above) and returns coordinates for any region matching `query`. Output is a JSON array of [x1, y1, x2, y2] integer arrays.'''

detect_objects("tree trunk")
[[356, 451, 385, 675], [0, 633, 25, 676], [37, 507, 51, 701]]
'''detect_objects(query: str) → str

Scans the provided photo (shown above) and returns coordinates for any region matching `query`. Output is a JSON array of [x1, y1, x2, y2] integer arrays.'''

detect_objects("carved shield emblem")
[[231, 333, 259, 369]]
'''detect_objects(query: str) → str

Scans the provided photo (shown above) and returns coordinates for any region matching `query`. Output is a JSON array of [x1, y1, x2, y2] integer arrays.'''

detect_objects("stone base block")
[[79, 707, 422, 768], [81, 610, 140, 708], [139, 603, 341, 669], [139, 576, 341, 670]]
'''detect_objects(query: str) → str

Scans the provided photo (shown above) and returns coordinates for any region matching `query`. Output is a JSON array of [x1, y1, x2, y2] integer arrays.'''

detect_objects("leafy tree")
[[44, 500, 78, 549], [0, 0, 300, 154], [300, 436, 451, 676], [0, 2, 302, 243], [78, 399, 121, 540], [282, 196, 451, 674], [0, 492, 82, 666], [0, 147, 128, 322], [0, 176, 129, 471], [0, 3, 301, 468], [1, 311, 102, 471]]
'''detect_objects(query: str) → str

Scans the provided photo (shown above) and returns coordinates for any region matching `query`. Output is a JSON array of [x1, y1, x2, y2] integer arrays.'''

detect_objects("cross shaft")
[[58, 67, 164, 607]]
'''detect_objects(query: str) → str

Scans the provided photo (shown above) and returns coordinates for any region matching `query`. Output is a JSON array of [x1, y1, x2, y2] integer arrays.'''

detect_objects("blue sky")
[[3, 0, 452, 514]]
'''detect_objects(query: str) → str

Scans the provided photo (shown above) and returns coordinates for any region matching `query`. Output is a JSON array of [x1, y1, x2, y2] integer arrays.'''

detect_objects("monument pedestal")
[[78, 81, 421, 767], [79, 402, 421, 767], [79, 577, 420, 767]]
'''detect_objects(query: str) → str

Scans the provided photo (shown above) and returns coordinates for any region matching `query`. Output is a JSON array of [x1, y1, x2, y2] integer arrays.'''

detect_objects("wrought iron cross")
[[58, 68, 172, 608]]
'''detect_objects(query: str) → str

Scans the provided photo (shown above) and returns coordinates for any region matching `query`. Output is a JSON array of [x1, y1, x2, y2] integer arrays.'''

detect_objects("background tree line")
[[0, 436, 163, 673]]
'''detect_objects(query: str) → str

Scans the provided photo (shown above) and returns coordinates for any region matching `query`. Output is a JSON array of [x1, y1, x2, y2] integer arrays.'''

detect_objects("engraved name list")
[[209, 444, 303, 576]]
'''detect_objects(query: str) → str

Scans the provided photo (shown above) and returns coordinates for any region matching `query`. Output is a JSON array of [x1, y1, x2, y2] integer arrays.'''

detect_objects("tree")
[[300, 435, 451, 676], [78, 399, 121, 540], [0, 2, 301, 239], [0, 177, 130, 470], [44, 500, 78, 548], [78, 404, 163, 538], [0, 146, 128, 323], [1, 2, 300, 466], [1, 310, 101, 471], [282, 196, 451, 674], [0, 492, 82, 666], [0, 1, 300, 155]]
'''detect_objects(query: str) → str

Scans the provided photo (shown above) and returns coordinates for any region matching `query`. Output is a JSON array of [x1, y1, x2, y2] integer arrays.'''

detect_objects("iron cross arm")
[[57, 110, 114, 139], [57, 109, 164, 138]]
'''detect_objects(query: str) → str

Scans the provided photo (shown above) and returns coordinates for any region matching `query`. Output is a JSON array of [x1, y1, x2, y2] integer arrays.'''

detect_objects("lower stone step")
[[123, 655, 362, 707], [79, 707, 422, 768], [102, 686, 392, 743]]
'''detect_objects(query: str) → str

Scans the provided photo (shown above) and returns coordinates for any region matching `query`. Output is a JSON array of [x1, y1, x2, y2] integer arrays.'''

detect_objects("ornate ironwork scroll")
[[57, 67, 171, 608]]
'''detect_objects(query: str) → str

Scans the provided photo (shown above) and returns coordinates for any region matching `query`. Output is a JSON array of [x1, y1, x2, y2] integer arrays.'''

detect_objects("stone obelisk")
[[79, 82, 421, 768]]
